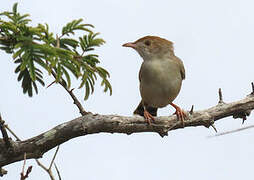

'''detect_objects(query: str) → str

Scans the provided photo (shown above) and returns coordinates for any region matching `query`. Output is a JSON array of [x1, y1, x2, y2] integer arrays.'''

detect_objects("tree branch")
[[0, 115, 11, 148], [0, 93, 253, 167]]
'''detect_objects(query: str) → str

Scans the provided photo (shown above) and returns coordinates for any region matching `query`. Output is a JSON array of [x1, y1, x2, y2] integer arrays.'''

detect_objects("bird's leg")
[[143, 107, 155, 125], [170, 102, 186, 127]]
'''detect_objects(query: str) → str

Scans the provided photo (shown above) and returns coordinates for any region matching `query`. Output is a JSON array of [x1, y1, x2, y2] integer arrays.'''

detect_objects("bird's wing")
[[133, 101, 157, 116], [174, 56, 185, 80], [138, 63, 144, 82]]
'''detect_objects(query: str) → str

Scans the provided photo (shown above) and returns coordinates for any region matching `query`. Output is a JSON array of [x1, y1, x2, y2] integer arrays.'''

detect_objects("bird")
[[122, 36, 186, 125]]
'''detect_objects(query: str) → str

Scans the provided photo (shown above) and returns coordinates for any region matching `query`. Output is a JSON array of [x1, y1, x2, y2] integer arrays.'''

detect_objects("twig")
[[35, 146, 60, 180], [4, 124, 21, 141], [54, 163, 62, 180], [36, 159, 55, 180], [35, 159, 48, 171], [21, 153, 27, 176], [0, 114, 11, 148], [208, 124, 254, 137], [49, 146, 60, 170], [47, 80, 56, 88], [0, 168, 7, 177], [20, 166, 32, 180], [24, 166, 32, 180], [20, 153, 33, 180]]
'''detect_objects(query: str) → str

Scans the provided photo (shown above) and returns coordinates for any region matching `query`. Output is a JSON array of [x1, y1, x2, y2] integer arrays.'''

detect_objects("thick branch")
[[0, 94, 253, 167]]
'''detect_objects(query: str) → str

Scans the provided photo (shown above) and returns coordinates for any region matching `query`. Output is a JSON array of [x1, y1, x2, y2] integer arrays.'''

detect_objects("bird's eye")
[[144, 40, 151, 46]]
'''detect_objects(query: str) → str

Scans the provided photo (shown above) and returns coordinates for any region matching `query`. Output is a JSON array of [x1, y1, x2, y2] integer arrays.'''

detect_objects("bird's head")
[[123, 36, 174, 61]]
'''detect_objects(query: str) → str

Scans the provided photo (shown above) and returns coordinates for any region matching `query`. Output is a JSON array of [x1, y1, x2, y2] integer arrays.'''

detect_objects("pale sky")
[[1, 0, 254, 179]]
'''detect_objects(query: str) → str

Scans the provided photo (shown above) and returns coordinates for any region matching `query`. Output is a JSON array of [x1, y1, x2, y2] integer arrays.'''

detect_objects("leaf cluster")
[[0, 3, 112, 99]]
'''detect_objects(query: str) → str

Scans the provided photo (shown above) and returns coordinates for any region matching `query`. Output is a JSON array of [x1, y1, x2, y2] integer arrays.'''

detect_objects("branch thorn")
[[242, 116, 247, 124], [218, 88, 224, 104], [189, 105, 194, 115], [251, 82, 254, 95], [211, 124, 217, 133]]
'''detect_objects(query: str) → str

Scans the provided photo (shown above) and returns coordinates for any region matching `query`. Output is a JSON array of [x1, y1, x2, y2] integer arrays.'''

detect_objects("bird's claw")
[[144, 110, 155, 125], [174, 109, 186, 127], [173, 108, 186, 127], [170, 103, 186, 127]]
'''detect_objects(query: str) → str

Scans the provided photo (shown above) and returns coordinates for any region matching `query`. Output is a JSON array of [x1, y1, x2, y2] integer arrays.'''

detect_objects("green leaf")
[[13, 48, 24, 59], [14, 58, 44, 97], [36, 77, 45, 86], [27, 83, 33, 97], [79, 73, 88, 89], [12, 3, 18, 15], [104, 79, 112, 95], [79, 32, 105, 53], [84, 81, 90, 100], [60, 38, 79, 49], [61, 19, 94, 37], [96, 66, 110, 78], [28, 57, 36, 81], [34, 58, 50, 73], [56, 63, 62, 82], [17, 14, 30, 24], [32, 81, 38, 94], [20, 52, 30, 71], [61, 60, 79, 78], [87, 76, 94, 94], [17, 69, 25, 81], [62, 67, 71, 89]]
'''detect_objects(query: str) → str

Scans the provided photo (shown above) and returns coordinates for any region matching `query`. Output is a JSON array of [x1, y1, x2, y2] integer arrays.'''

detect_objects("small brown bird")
[[123, 36, 186, 124]]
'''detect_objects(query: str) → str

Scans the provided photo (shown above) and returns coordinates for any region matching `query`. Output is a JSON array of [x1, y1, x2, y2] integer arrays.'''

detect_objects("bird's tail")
[[133, 101, 157, 117]]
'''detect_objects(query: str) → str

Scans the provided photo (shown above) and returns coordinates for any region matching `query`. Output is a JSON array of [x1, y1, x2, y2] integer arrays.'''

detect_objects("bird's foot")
[[144, 109, 155, 125], [170, 103, 186, 127]]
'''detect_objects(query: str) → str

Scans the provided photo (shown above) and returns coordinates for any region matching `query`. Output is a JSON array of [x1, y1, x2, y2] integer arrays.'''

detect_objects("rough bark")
[[0, 94, 254, 167]]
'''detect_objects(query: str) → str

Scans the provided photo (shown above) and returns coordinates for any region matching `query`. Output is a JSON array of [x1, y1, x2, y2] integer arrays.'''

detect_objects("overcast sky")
[[1, 0, 254, 179]]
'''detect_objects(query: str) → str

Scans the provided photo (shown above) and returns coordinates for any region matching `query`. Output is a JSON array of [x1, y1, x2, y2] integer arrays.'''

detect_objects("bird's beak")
[[122, 42, 137, 49]]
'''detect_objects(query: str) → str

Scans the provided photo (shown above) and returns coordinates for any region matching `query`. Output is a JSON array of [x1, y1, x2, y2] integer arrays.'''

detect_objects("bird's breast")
[[139, 59, 182, 108]]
